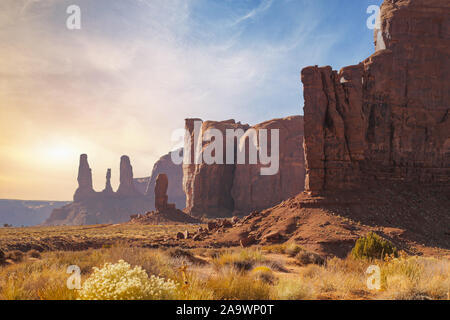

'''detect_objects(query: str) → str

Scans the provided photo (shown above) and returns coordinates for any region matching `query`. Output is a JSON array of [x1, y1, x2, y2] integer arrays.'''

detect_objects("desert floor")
[[0, 224, 448, 300]]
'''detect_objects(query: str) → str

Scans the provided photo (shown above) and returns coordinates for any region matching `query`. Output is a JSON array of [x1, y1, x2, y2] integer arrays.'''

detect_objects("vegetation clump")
[[295, 251, 325, 266], [6, 250, 24, 263], [27, 249, 41, 259], [78, 260, 177, 300], [351, 232, 398, 260]]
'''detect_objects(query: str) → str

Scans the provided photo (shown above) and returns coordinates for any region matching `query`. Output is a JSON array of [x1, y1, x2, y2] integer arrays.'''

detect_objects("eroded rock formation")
[[46, 151, 188, 225], [129, 173, 200, 225], [155, 174, 173, 211], [183, 117, 305, 218], [116, 156, 140, 197], [73, 154, 95, 202], [102, 169, 114, 195], [302, 0, 450, 192], [45, 154, 152, 226]]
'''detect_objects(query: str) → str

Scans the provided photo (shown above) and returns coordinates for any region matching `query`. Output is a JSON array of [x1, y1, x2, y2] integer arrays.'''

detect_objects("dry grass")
[[0, 244, 448, 300]]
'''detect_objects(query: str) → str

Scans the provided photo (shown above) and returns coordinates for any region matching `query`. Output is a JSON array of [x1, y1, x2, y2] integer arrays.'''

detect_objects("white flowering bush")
[[78, 260, 177, 300]]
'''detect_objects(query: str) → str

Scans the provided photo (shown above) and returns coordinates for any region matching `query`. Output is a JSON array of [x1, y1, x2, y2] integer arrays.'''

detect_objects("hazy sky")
[[0, 0, 383, 201]]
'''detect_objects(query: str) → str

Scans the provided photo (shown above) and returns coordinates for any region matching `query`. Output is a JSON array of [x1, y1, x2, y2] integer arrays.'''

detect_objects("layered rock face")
[[73, 154, 95, 202], [183, 117, 305, 218], [232, 116, 305, 214], [183, 119, 250, 217], [302, 0, 450, 192]]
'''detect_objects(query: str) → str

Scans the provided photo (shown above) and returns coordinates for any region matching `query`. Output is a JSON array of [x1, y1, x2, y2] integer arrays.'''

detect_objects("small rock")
[[221, 219, 233, 228], [193, 234, 202, 241], [231, 216, 240, 224], [263, 231, 284, 243], [207, 221, 218, 231], [240, 236, 256, 248], [176, 232, 185, 240]]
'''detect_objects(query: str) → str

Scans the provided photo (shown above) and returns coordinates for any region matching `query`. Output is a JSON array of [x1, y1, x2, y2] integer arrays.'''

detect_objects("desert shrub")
[[251, 266, 276, 284], [0, 260, 77, 300], [206, 270, 271, 300], [27, 249, 41, 259], [295, 251, 325, 266], [351, 232, 398, 260], [78, 260, 177, 300], [212, 248, 266, 271], [273, 278, 315, 300], [380, 256, 449, 300], [165, 248, 206, 265], [0, 249, 5, 264], [285, 243, 303, 257], [262, 244, 287, 254], [166, 248, 193, 259], [6, 250, 24, 262]]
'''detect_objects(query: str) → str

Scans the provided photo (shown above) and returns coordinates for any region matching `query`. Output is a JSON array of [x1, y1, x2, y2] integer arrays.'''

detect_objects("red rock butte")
[[302, 0, 449, 192], [182, 116, 306, 218]]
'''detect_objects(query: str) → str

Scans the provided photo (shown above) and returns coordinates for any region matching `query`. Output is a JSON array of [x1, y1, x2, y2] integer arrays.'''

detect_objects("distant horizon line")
[[0, 198, 72, 203]]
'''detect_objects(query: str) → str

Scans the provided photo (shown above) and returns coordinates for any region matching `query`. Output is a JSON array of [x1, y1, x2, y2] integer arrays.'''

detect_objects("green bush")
[[351, 232, 398, 260]]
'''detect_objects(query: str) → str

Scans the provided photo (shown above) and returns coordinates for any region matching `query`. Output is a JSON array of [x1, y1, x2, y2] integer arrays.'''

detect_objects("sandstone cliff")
[[302, 0, 450, 192], [232, 116, 305, 214], [183, 119, 250, 218], [183, 117, 305, 218]]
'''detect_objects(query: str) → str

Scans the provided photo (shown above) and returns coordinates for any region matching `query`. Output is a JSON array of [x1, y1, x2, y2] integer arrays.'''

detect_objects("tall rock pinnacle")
[[102, 168, 114, 195], [116, 155, 139, 196], [154, 174, 169, 211], [73, 154, 96, 202]]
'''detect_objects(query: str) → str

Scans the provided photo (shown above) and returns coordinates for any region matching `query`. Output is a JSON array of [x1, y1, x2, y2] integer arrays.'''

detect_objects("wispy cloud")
[[232, 0, 273, 26]]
